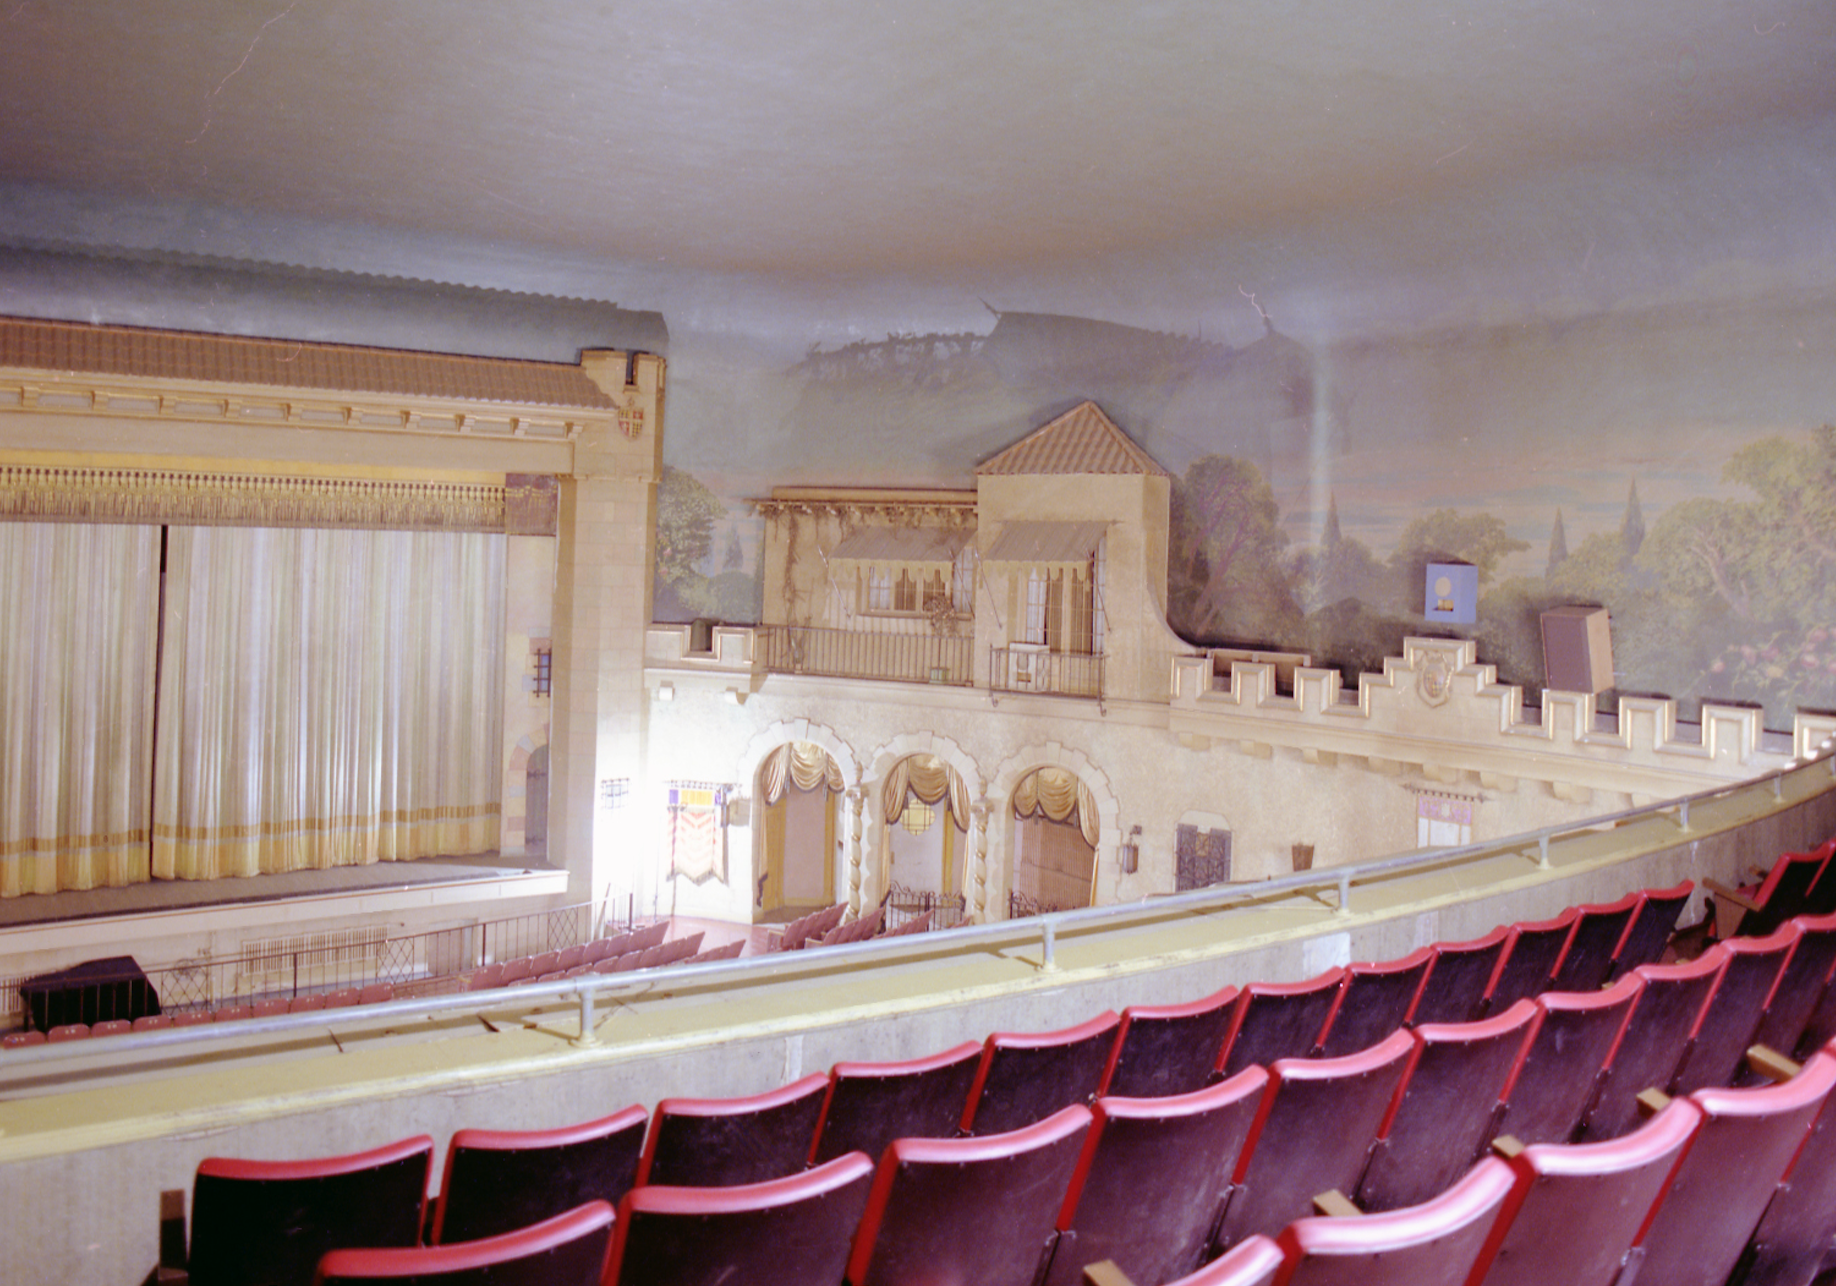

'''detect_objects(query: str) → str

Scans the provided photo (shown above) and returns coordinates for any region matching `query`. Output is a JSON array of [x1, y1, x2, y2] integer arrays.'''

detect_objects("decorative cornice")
[[0, 374, 603, 442], [0, 464, 560, 535]]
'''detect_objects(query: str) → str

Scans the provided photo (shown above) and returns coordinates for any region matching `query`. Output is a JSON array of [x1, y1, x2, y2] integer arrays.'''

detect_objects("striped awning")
[[831, 526, 971, 563], [984, 520, 1108, 564]]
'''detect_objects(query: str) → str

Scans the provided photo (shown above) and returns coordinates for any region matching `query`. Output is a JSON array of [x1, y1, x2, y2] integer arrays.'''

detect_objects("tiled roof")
[[0, 317, 619, 410], [975, 400, 1167, 477]]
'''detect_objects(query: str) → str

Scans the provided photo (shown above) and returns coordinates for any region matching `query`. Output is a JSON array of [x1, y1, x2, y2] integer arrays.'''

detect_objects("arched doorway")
[[880, 754, 971, 928], [756, 741, 842, 917], [1009, 766, 1098, 917]]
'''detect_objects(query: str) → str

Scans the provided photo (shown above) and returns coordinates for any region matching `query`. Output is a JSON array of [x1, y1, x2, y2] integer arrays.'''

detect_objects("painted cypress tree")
[[1546, 508, 1569, 577], [1621, 480, 1645, 559]]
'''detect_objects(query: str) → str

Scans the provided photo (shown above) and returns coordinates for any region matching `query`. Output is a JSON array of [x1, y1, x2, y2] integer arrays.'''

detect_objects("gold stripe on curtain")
[[0, 522, 158, 896], [152, 527, 504, 879]]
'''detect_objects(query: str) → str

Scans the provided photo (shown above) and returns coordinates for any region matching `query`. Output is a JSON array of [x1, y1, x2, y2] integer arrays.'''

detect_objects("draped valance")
[[760, 741, 844, 803], [1013, 767, 1099, 848], [881, 754, 971, 831]]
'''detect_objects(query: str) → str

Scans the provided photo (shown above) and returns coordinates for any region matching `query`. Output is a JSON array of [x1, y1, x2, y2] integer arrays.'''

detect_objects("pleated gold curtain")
[[1012, 766, 1099, 848], [0, 522, 158, 896], [760, 741, 842, 804], [880, 754, 970, 829], [153, 527, 505, 879]]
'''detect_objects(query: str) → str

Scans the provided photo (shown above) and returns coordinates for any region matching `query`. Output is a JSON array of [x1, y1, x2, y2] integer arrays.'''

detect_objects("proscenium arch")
[[864, 732, 986, 916], [988, 743, 1121, 917], [736, 720, 863, 919]]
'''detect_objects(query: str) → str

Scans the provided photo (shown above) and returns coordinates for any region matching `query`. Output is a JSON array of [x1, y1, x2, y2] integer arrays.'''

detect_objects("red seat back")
[[1218, 968, 1344, 1077], [1474, 1096, 1700, 1286], [609, 1153, 873, 1286], [1318, 947, 1433, 1059], [1410, 926, 1510, 1026], [433, 1105, 647, 1244], [1357, 1000, 1538, 1212], [847, 1105, 1092, 1286], [962, 1010, 1121, 1136], [1496, 974, 1641, 1145], [1282, 1155, 1519, 1286], [812, 1041, 983, 1166], [638, 1073, 830, 1187], [1101, 985, 1238, 1099], [314, 1201, 612, 1286]]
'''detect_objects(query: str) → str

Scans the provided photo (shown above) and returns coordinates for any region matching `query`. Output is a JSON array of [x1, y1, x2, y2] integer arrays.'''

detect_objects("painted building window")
[[894, 568, 917, 612], [953, 545, 976, 612], [865, 566, 892, 611], [532, 646, 552, 697], [922, 570, 949, 612]]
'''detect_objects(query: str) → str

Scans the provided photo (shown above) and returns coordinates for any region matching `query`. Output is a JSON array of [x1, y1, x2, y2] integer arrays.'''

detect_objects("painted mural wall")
[[655, 285, 1836, 732]]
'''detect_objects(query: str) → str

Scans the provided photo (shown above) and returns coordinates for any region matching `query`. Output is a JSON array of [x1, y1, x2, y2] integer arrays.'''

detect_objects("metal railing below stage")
[[2, 752, 1832, 1072]]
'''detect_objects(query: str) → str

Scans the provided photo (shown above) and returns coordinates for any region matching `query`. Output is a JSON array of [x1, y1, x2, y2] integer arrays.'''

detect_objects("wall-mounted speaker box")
[[1541, 605, 1614, 694]]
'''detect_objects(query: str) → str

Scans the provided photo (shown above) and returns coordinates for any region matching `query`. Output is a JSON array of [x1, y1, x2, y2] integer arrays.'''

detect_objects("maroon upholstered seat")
[[607, 1152, 874, 1286], [189, 1134, 433, 1286], [1582, 951, 1723, 1139], [1045, 1067, 1269, 1286], [1670, 926, 1796, 1094], [637, 1072, 830, 1188], [1549, 892, 1640, 994], [1409, 926, 1510, 1027], [1356, 999, 1538, 1212], [1281, 1155, 1519, 1286], [1317, 947, 1433, 1059], [1484, 909, 1579, 1016], [1163, 1234, 1286, 1286], [961, 1010, 1121, 1136], [1472, 1095, 1699, 1286], [1216, 1028, 1413, 1248], [1606, 880, 1694, 981], [1217, 968, 1344, 1077], [846, 1105, 1092, 1286], [313, 1201, 612, 1286], [432, 1105, 647, 1244], [810, 1041, 983, 1165], [1495, 974, 1640, 1146], [1632, 1052, 1836, 1286], [1101, 985, 1238, 1099]]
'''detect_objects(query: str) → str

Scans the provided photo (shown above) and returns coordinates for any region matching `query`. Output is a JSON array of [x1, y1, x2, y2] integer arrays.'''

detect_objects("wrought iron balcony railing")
[[989, 645, 1104, 699], [760, 624, 974, 687]]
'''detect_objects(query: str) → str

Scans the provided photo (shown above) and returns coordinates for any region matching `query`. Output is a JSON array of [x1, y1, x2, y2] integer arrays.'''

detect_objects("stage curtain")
[[152, 527, 504, 879], [0, 522, 158, 896], [1013, 767, 1099, 848]]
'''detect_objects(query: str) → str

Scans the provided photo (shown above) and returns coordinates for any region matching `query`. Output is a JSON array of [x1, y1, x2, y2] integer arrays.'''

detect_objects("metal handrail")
[[3, 751, 1831, 1072]]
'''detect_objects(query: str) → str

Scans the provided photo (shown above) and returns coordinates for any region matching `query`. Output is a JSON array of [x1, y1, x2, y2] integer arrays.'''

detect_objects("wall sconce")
[[1120, 824, 1142, 875]]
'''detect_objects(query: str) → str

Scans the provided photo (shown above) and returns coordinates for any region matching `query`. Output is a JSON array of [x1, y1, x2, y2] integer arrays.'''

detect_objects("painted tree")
[[654, 466, 729, 619], [1168, 454, 1301, 643], [1388, 509, 1529, 587], [1621, 480, 1646, 558]]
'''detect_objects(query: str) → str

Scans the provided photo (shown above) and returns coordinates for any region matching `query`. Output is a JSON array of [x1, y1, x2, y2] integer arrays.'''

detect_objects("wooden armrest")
[[1084, 1261, 1138, 1286], [1704, 878, 1761, 912], [1636, 1088, 1672, 1118], [1748, 1044, 1803, 1083], [1312, 1189, 1363, 1218], [1491, 1134, 1526, 1159]]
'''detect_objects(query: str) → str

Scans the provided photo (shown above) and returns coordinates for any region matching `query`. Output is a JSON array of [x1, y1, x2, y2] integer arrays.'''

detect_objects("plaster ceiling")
[[1, 1, 1834, 335]]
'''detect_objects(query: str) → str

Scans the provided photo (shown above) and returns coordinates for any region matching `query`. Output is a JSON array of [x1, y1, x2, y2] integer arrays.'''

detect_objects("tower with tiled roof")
[[973, 401, 1181, 704]]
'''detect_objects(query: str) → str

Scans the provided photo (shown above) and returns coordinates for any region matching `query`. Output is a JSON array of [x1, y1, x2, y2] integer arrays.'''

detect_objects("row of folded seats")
[[1710, 836, 1836, 939], [169, 865, 1836, 1285], [464, 926, 729, 991], [771, 903, 936, 952], [0, 983, 398, 1046]]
